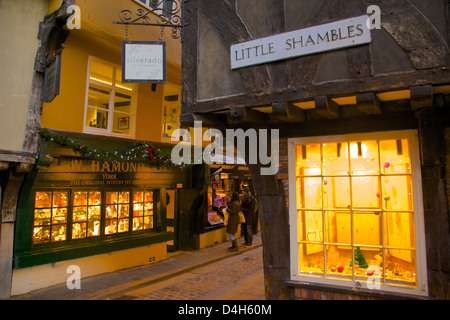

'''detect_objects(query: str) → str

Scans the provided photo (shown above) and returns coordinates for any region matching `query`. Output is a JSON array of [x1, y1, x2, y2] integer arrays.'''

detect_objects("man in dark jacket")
[[241, 186, 257, 247]]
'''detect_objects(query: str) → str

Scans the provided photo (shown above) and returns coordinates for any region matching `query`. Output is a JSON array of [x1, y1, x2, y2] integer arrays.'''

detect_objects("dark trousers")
[[241, 223, 253, 245]]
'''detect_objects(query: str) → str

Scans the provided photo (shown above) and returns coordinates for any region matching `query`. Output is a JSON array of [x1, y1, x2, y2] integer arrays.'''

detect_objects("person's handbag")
[[222, 208, 229, 226], [238, 211, 246, 224]]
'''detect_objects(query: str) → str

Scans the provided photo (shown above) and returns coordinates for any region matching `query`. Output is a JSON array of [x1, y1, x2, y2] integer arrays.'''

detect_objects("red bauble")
[[366, 270, 374, 276], [337, 265, 344, 273], [384, 162, 390, 168]]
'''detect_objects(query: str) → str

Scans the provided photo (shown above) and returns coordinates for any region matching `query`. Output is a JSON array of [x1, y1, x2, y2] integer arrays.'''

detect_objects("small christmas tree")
[[350, 247, 369, 269]]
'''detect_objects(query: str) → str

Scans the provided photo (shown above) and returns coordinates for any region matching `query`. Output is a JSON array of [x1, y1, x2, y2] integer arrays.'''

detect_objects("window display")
[[72, 191, 101, 239], [132, 191, 154, 231], [292, 136, 420, 289], [105, 191, 130, 234], [33, 191, 68, 244], [32, 189, 157, 245]]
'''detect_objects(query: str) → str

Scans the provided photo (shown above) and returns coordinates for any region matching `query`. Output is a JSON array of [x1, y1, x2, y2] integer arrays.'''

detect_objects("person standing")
[[241, 186, 257, 247], [225, 191, 241, 252]]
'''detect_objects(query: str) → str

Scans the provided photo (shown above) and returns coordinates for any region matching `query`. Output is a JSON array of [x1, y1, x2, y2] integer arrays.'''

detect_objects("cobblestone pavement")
[[119, 246, 264, 300]]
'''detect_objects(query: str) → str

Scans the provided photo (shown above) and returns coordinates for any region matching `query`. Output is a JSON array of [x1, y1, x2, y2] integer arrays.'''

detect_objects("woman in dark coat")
[[226, 191, 241, 251]]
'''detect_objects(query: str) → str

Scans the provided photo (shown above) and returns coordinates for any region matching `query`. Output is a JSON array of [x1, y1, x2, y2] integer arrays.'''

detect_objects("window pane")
[[133, 217, 144, 231], [34, 209, 51, 226], [350, 141, 379, 175], [296, 144, 321, 176], [52, 207, 67, 224], [73, 192, 87, 206], [325, 245, 353, 279], [353, 212, 381, 247], [90, 59, 113, 86], [351, 176, 380, 209], [118, 219, 129, 233], [86, 107, 108, 129], [325, 177, 350, 209], [115, 69, 136, 92], [298, 177, 322, 209], [385, 249, 417, 287], [322, 142, 349, 176], [33, 227, 50, 244], [298, 243, 324, 276], [379, 139, 411, 175], [326, 211, 351, 245], [87, 86, 110, 110], [298, 211, 323, 243], [35, 192, 52, 208], [113, 113, 134, 135], [384, 211, 415, 249], [382, 175, 414, 211], [51, 225, 66, 242]]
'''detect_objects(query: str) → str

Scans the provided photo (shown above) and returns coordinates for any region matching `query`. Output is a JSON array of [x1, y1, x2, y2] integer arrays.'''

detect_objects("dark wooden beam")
[[410, 85, 433, 111], [193, 113, 225, 127], [356, 92, 382, 115], [270, 101, 305, 123], [314, 96, 340, 119], [228, 107, 267, 124]]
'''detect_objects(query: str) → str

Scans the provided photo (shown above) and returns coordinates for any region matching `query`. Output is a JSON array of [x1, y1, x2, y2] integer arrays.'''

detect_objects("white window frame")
[[83, 56, 137, 138], [288, 130, 428, 297]]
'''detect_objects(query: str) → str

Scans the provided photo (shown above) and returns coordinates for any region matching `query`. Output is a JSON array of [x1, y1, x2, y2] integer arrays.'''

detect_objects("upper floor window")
[[84, 57, 137, 138]]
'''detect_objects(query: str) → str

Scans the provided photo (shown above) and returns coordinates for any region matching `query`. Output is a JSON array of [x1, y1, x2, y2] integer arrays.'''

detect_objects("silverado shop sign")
[[231, 15, 372, 69]]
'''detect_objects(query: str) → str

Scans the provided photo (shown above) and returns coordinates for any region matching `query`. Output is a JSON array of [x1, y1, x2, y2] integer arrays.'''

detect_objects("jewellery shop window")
[[288, 131, 427, 295], [32, 189, 157, 245]]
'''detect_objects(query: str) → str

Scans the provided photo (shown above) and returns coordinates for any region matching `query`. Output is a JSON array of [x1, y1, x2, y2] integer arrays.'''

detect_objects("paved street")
[[115, 245, 265, 300]]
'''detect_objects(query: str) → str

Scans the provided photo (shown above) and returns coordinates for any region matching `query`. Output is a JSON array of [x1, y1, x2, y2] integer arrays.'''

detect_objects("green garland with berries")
[[40, 128, 191, 170]]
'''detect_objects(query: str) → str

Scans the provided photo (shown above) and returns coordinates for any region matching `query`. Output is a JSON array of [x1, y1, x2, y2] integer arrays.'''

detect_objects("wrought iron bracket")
[[113, 0, 185, 40]]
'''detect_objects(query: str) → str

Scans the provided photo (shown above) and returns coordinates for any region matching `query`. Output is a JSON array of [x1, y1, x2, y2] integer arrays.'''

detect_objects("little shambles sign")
[[122, 40, 167, 83], [231, 15, 372, 70]]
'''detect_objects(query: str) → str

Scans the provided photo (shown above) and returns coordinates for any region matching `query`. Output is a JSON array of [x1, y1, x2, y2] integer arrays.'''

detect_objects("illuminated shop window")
[[105, 191, 130, 235], [33, 191, 69, 244], [84, 57, 136, 137], [72, 191, 101, 239], [289, 131, 427, 295], [32, 189, 157, 245]]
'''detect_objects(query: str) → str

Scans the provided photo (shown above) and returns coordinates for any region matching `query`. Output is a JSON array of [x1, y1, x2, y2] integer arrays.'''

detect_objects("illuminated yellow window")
[[84, 57, 137, 137], [289, 131, 427, 296], [133, 191, 154, 231]]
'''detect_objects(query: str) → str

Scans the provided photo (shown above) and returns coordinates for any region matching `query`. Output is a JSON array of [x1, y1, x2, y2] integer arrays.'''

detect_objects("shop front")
[[11, 130, 191, 295]]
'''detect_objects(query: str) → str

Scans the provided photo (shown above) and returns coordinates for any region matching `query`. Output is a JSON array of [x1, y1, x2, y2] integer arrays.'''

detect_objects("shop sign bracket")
[[113, 0, 185, 41]]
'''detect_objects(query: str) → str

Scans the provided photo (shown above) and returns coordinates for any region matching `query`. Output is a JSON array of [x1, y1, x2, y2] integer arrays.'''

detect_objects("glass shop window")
[[132, 191, 154, 231], [33, 191, 69, 244], [72, 191, 101, 239], [84, 57, 136, 137], [32, 189, 158, 246], [290, 132, 427, 295]]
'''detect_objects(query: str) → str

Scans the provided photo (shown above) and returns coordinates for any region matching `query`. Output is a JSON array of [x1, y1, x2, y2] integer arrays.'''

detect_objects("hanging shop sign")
[[231, 15, 372, 70], [44, 55, 62, 103], [122, 40, 166, 83]]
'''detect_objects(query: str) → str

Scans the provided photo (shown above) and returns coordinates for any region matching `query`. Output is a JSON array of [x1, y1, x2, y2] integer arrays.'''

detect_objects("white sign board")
[[122, 41, 166, 83], [231, 15, 371, 70]]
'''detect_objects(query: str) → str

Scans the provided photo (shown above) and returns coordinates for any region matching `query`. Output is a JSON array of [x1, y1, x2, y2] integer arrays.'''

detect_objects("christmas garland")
[[40, 128, 190, 169]]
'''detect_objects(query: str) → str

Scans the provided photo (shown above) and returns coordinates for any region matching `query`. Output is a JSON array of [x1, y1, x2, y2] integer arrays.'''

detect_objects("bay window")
[[84, 57, 136, 137], [288, 130, 428, 296]]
